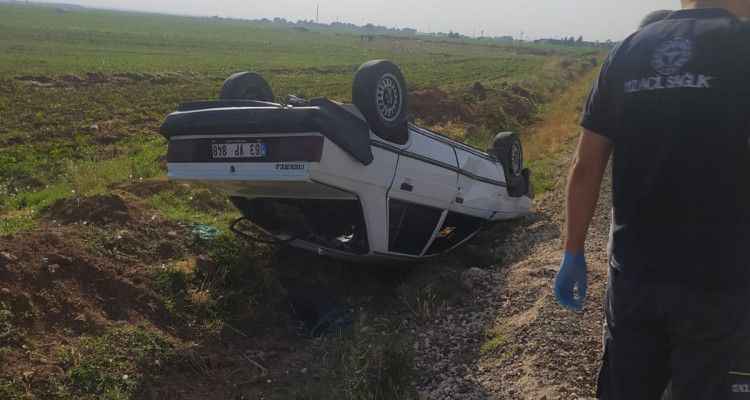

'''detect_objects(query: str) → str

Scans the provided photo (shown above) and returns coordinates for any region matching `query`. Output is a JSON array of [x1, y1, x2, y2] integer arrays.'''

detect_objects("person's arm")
[[555, 45, 619, 311], [564, 129, 613, 253], [554, 129, 612, 311]]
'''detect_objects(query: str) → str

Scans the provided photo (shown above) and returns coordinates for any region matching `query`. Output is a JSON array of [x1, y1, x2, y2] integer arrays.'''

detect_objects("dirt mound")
[[0, 227, 177, 335], [0, 225, 183, 397], [45, 194, 132, 226], [42, 192, 191, 265], [409, 84, 538, 131], [494, 86, 537, 125], [469, 82, 488, 99], [409, 88, 472, 124], [1, 186, 201, 339]]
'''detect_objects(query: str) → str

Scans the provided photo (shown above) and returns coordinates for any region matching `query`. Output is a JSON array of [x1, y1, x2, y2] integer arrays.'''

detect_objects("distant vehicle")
[[160, 60, 532, 262]]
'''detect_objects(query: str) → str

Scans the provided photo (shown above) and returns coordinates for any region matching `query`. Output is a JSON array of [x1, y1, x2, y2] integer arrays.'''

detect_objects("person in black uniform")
[[640, 10, 675, 29], [553, 1, 750, 399]]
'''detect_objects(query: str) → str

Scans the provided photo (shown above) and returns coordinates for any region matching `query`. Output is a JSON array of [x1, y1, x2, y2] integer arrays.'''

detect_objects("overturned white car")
[[160, 60, 532, 262]]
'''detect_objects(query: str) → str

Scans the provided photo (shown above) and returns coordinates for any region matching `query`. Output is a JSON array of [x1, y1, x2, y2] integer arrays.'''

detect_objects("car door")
[[386, 130, 459, 255], [452, 148, 505, 219], [417, 148, 504, 256], [389, 131, 459, 209]]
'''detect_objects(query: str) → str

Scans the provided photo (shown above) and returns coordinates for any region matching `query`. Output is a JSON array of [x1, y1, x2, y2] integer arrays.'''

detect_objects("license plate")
[[211, 142, 267, 159]]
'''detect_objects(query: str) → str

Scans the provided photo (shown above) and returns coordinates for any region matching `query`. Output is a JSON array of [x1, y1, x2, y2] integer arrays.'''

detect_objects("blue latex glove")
[[554, 251, 588, 311]]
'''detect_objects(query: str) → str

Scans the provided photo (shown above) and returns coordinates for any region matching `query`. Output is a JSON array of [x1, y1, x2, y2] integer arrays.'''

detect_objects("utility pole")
[[316, 4, 319, 23]]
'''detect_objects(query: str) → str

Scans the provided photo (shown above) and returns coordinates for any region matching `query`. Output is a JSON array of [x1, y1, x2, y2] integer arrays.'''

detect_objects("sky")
[[58, 0, 679, 42]]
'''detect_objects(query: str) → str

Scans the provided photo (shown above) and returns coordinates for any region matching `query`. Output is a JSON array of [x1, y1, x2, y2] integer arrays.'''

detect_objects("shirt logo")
[[624, 37, 715, 94], [652, 38, 693, 75]]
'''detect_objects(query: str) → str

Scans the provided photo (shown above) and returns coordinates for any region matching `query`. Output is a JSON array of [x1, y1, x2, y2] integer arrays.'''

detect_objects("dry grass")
[[522, 68, 600, 193], [523, 70, 595, 157]]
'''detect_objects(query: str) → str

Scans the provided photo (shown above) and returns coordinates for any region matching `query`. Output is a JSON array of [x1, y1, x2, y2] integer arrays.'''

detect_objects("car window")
[[388, 199, 443, 255], [426, 212, 484, 255]]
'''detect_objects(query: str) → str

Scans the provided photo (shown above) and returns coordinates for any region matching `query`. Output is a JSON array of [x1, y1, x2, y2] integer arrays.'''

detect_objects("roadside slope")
[[415, 69, 610, 399]]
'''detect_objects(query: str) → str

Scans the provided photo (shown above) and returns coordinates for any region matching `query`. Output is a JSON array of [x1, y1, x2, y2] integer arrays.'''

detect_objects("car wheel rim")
[[511, 142, 522, 176], [376, 74, 402, 122]]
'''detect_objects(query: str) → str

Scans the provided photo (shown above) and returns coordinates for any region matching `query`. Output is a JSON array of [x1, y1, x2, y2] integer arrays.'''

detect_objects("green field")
[[0, 3, 591, 81], [0, 3, 599, 398], [0, 2, 598, 234], [0, 3, 591, 90]]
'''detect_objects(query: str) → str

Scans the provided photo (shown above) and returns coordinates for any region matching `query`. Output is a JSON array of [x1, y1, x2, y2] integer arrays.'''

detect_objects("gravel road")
[[415, 143, 613, 400]]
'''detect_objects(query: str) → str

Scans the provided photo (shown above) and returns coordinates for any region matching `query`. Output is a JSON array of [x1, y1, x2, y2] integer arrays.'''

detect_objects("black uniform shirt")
[[581, 8, 750, 289]]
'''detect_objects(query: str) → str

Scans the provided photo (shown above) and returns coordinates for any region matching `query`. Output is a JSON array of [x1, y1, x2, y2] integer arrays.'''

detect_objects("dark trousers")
[[597, 267, 750, 400]]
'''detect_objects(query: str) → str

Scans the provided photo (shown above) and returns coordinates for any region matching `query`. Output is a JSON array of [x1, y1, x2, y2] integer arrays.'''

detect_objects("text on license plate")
[[211, 142, 267, 159]]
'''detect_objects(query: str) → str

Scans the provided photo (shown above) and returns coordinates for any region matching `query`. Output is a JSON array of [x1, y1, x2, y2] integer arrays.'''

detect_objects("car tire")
[[491, 132, 524, 181], [219, 72, 274, 102], [352, 60, 409, 144]]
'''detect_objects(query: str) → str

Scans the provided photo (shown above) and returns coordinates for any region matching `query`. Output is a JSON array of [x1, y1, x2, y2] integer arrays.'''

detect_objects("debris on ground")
[[192, 224, 221, 241]]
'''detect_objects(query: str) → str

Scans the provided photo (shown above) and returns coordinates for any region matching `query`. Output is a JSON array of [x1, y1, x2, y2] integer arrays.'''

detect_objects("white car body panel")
[[310, 139, 398, 255], [388, 133, 459, 210], [454, 148, 503, 219]]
